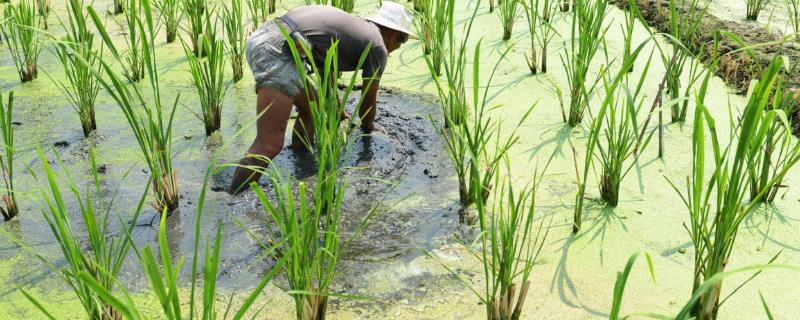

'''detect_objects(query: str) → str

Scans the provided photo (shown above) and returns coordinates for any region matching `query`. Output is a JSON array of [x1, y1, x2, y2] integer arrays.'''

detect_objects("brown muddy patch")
[[615, 0, 800, 93]]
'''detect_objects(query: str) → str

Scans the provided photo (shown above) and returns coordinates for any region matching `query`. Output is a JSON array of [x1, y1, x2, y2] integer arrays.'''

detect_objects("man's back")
[[285, 5, 388, 78]]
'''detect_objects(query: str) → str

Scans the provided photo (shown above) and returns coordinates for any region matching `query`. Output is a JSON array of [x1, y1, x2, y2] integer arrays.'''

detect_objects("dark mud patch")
[[616, 0, 800, 93], [0, 88, 469, 301]]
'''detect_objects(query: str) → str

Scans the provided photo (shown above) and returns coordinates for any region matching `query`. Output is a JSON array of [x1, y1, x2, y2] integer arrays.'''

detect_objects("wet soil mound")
[[615, 0, 800, 93]]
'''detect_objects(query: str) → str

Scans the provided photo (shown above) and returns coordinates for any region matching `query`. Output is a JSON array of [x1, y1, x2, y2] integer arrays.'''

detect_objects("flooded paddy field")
[[1, 0, 800, 319]]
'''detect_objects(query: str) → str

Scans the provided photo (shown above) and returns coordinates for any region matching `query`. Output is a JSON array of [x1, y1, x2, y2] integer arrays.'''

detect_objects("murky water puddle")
[[0, 88, 471, 298]]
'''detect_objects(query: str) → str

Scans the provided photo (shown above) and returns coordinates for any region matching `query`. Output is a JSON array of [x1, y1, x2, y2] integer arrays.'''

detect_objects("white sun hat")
[[367, 2, 418, 39]]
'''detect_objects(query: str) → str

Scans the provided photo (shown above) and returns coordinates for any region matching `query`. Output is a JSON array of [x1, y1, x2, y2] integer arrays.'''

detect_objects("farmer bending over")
[[229, 3, 416, 194]]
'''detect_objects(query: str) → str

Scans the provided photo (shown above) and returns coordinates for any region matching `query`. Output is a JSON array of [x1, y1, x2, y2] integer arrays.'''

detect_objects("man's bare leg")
[[291, 90, 316, 150], [229, 87, 294, 194]]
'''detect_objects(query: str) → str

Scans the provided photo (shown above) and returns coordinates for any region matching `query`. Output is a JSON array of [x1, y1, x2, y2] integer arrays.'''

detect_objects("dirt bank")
[[615, 0, 800, 93]]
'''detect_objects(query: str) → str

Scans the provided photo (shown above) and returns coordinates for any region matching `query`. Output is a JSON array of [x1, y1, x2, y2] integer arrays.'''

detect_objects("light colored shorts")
[[246, 21, 304, 98]]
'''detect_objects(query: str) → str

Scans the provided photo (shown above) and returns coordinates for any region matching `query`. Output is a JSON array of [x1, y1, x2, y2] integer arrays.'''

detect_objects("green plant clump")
[[0, 92, 17, 221], [745, 0, 769, 21], [88, 0, 180, 213], [185, 10, 229, 136], [670, 56, 800, 319], [154, 0, 180, 43], [497, 0, 520, 41], [53, 0, 103, 137], [223, 0, 247, 82], [18, 148, 146, 320], [0, 0, 43, 82], [415, 0, 453, 76], [561, 0, 609, 127]]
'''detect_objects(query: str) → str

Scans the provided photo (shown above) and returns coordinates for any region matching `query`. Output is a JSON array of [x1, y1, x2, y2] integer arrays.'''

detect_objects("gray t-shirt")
[[285, 5, 388, 80]]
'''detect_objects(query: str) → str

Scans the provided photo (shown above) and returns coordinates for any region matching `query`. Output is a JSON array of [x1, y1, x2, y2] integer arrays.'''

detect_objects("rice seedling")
[[246, 0, 272, 31], [51, 0, 102, 138], [471, 161, 549, 320], [112, 0, 125, 14], [745, 0, 770, 21], [572, 39, 649, 231], [747, 69, 800, 203], [426, 0, 474, 129], [88, 0, 180, 214], [609, 251, 795, 319], [497, 0, 521, 41], [0, 0, 43, 82], [223, 0, 247, 82], [595, 55, 654, 207], [561, 0, 609, 127], [425, 154, 550, 319], [184, 10, 229, 136], [522, 0, 559, 74], [668, 56, 800, 319], [63, 157, 287, 320], [35, 0, 50, 29], [664, 0, 709, 123], [608, 252, 655, 320], [182, 0, 206, 56], [414, 0, 452, 76], [428, 4, 515, 205], [90, 0, 145, 82], [154, 0, 180, 43], [561, 0, 571, 11], [521, 0, 539, 73], [16, 147, 147, 319], [790, 0, 800, 41], [0, 92, 16, 221], [332, 0, 355, 12], [621, 2, 635, 73]]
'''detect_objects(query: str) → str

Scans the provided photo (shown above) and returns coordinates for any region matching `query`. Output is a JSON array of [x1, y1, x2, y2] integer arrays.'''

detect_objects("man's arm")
[[359, 79, 382, 132]]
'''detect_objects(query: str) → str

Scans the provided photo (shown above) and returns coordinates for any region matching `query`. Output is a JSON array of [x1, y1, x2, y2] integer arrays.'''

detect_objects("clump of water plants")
[[88, 0, 180, 213], [669, 56, 800, 319], [35, 0, 50, 29], [429, 155, 549, 319], [427, 5, 532, 206], [223, 0, 247, 82], [17, 148, 145, 319], [473, 164, 549, 320], [182, 0, 206, 56], [427, 0, 474, 129], [184, 10, 229, 136], [595, 55, 653, 206], [53, 0, 102, 137], [0, 0, 43, 82], [522, 0, 559, 73], [608, 252, 655, 320], [561, 0, 609, 127], [90, 0, 144, 82], [415, 0, 452, 76], [497, 0, 521, 41], [112, 0, 125, 14], [154, 0, 180, 43], [0, 92, 16, 221], [246, 0, 272, 31], [745, 0, 769, 21], [572, 39, 650, 231], [747, 68, 800, 203], [332, 0, 354, 12], [664, 0, 709, 123]]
